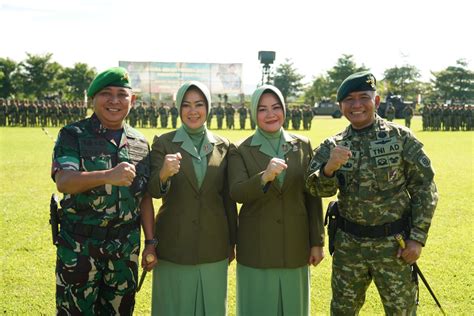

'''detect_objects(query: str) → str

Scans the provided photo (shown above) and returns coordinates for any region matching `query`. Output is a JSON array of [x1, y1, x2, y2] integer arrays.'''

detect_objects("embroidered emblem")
[[419, 155, 431, 168], [366, 75, 376, 89]]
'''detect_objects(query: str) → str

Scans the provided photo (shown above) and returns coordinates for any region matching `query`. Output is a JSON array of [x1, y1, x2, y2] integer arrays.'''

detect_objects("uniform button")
[[276, 219, 282, 224], [195, 195, 199, 199]]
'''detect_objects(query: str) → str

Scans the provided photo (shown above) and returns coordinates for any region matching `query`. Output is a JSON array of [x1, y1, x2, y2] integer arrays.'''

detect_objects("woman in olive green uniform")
[[228, 85, 325, 316], [148, 81, 237, 315]]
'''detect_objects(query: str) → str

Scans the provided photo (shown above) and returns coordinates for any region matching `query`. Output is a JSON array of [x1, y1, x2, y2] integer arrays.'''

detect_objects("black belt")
[[338, 216, 407, 238], [61, 219, 139, 240]]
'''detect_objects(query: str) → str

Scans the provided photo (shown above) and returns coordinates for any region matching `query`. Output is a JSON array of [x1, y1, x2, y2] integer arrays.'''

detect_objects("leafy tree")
[[0, 57, 18, 98], [326, 54, 368, 94], [61, 63, 96, 100], [382, 64, 421, 100], [304, 74, 331, 104], [305, 54, 368, 102], [431, 59, 474, 102], [15, 53, 65, 99], [272, 59, 304, 103]]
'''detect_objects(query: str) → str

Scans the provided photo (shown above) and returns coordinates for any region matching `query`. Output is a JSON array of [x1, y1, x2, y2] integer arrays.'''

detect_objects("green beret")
[[175, 81, 212, 117], [87, 67, 132, 97], [250, 84, 286, 124], [337, 71, 376, 102]]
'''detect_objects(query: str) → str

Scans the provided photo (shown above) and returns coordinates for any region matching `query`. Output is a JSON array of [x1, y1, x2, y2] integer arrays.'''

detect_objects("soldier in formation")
[[0, 98, 87, 127], [225, 103, 235, 129], [403, 104, 414, 128], [169, 103, 178, 128], [302, 104, 314, 130], [237, 104, 247, 129], [385, 102, 396, 121], [215, 102, 225, 129], [421, 103, 472, 131], [158, 102, 169, 128], [291, 106, 302, 130]]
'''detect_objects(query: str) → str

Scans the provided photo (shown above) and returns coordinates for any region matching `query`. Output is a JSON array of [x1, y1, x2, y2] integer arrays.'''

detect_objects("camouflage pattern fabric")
[[305, 115, 438, 314], [52, 113, 150, 315], [331, 230, 417, 315]]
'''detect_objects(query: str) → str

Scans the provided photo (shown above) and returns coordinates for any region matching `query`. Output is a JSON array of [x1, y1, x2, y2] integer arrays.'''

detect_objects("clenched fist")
[[160, 152, 182, 183], [323, 145, 352, 177], [106, 162, 136, 186], [261, 157, 288, 183]]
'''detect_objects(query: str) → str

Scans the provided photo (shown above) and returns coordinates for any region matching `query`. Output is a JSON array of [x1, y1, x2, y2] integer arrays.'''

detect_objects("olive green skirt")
[[236, 263, 309, 316], [151, 259, 228, 316]]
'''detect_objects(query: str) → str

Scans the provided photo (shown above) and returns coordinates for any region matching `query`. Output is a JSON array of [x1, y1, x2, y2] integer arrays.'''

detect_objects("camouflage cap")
[[250, 84, 286, 123], [175, 81, 211, 117], [87, 67, 132, 97], [337, 71, 376, 102]]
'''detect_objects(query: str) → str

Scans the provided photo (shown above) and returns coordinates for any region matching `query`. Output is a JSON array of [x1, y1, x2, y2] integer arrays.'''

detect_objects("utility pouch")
[[325, 201, 339, 255]]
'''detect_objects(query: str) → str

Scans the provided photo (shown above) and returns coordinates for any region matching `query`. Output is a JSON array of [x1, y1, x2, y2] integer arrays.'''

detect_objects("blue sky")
[[1, 0, 472, 93]]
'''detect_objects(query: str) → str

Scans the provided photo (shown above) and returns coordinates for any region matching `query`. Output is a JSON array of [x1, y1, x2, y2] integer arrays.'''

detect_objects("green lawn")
[[1, 117, 473, 315]]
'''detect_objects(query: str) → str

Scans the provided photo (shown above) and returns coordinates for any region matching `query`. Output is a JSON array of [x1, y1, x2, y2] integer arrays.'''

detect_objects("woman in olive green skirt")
[[228, 85, 325, 315], [148, 81, 237, 315]]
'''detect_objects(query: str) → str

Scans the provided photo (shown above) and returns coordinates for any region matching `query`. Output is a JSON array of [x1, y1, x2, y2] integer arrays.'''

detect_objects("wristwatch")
[[144, 238, 158, 245]]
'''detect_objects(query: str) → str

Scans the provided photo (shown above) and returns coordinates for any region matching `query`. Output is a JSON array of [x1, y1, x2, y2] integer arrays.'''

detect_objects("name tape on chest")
[[369, 140, 402, 158]]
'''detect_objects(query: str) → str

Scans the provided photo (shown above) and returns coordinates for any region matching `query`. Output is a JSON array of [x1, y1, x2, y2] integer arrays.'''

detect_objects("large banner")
[[119, 61, 242, 95]]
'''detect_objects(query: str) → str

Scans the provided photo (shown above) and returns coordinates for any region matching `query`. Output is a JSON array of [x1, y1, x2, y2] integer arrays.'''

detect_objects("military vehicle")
[[377, 94, 415, 119], [312, 99, 342, 118]]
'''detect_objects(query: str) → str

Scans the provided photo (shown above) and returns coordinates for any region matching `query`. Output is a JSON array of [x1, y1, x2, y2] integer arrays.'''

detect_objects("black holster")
[[49, 193, 60, 245], [325, 201, 339, 256]]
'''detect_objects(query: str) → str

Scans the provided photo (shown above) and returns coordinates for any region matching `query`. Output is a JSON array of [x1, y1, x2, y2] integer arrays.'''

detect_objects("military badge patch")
[[419, 154, 431, 168]]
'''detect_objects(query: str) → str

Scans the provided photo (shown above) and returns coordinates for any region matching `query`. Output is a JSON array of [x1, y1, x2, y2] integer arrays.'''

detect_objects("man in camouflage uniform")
[[215, 102, 224, 129], [305, 71, 438, 315], [169, 102, 178, 128], [237, 103, 247, 129], [158, 102, 169, 128], [403, 104, 414, 128], [51, 67, 157, 315], [385, 102, 396, 121], [225, 102, 235, 129], [291, 106, 302, 130], [302, 105, 314, 130]]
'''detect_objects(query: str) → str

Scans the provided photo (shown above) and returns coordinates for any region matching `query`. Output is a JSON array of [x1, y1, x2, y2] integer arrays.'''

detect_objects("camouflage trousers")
[[331, 230, 417, 316], [56, 243, 139, 315]]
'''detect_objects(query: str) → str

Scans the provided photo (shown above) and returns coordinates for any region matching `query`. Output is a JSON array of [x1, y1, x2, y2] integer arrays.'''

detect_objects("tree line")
[[273, 54, 474, 105], [1, 53, 473, 105]]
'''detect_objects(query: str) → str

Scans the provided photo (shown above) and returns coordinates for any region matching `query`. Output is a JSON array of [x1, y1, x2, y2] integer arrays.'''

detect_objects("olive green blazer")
[[228, 133, 324, 269], [148, 130, 237, 265]]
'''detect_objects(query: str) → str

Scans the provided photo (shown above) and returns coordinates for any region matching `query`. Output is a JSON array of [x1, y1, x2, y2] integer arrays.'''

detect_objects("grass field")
[[1, 117, 473, 315]]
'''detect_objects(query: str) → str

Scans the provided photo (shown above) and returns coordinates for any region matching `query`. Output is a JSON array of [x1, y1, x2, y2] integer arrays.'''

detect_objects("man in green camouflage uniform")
[[237, 103, 247, 129], [385, 102, 395, 121], [52, 67, 157, 315], [169, 103, 179, 128], [403, 104, 414, 128], [158, 102, 169, 128], [302, 105, 314, 130], [215, 102, 224, 129], [305, 72, 438, 315]]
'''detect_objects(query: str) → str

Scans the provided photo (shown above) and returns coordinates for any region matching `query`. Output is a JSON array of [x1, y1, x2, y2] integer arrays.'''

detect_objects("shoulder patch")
[[418, 154, 431, 168]]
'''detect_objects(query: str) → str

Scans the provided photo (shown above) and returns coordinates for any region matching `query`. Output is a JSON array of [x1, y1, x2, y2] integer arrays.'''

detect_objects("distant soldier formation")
[[0, 98, 87, 127], [420, 104, 473, 131]]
